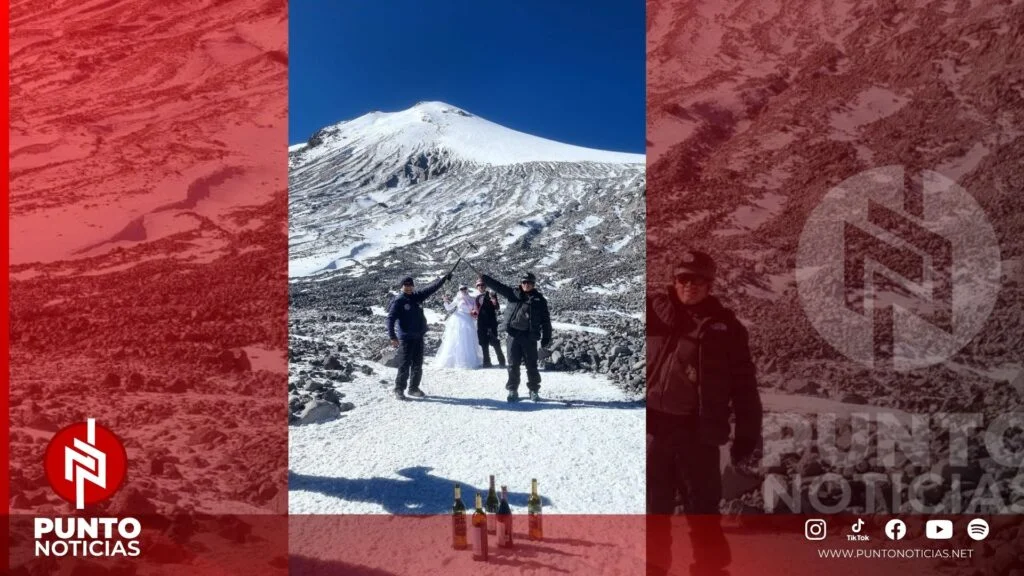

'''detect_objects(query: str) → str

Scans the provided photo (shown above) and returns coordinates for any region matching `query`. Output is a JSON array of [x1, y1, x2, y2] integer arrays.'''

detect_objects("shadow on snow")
[[415, 394, 642, 412], [289, 466, 554, 515]]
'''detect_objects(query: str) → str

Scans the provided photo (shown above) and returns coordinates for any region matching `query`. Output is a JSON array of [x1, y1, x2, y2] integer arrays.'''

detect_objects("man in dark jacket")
[[386, 272, 451, 400], [478, 271, 553, 402], [474, 280, 506, 368], [646, 250, 762, 576]]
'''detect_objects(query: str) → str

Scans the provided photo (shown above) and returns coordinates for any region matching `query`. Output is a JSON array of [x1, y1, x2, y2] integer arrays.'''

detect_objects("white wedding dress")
[[432, 292, 483, 369]]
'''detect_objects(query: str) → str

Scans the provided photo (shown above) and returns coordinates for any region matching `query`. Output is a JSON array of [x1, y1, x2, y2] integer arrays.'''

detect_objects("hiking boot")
[[482, 362, 493, 368], [529, 390, 541, 402], [498, 362, 507, 368], [506, 390, 520, 403], [407, 387, 425, 398], [393, 389, 407, 401]]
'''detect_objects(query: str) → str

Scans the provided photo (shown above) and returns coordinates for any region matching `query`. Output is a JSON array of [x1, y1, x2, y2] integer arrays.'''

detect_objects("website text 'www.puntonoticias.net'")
[[817, 548, 975, 560]]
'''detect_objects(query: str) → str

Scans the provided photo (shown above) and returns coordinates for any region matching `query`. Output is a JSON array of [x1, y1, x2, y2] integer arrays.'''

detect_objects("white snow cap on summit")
[[296, 101, 645, 167]]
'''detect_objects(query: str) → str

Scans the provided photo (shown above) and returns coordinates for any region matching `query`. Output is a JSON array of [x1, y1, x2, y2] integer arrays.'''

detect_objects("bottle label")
[[497, 518, 513, 546], [480, 524, 489, 559], [453, 514, 466, 539], [529, 513, 542, 538], [487, 514, 497, 532], [470, 524, 481, 554]]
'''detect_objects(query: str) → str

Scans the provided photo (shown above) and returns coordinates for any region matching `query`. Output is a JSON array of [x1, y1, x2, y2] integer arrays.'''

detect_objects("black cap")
[[519, 272, 537, 283], [673, 251, 716, 280], [400, 276, 415, 286]]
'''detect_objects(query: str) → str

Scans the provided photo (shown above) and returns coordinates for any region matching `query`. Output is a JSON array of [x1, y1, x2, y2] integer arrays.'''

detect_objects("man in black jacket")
[[478, 271, 553, 402], [646, 250, 762, 576], [386, 272, 450, 400], [474, 280, 506, 368]]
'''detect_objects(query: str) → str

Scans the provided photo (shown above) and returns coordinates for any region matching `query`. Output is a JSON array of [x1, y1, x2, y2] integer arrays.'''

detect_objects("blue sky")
[[289, 1, 645, 153]]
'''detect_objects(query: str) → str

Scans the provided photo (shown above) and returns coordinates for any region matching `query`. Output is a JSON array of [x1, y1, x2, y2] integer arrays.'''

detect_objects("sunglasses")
[[674, 274, 710, 286], [520, 280, 535, 285]]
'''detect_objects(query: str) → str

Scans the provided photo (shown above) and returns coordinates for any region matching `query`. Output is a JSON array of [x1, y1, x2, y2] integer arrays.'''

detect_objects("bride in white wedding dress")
[[433, 285, 483, 369]]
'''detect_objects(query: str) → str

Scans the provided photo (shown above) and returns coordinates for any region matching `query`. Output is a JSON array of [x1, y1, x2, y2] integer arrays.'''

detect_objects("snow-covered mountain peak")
[[408, 99, 474, 117], [289, 99, 647, 336], [290, 101, 644, 167]]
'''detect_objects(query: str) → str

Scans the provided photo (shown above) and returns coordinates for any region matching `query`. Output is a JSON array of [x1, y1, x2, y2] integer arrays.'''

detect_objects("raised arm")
[[443, 296, 458, 312], [412, 274, 448, 302], [480, 274, 517, 301], [649, 287, 681, 328]]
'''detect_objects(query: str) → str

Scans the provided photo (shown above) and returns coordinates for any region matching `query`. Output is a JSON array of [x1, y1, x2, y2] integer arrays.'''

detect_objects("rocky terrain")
[[9, 0, 289, 573], [647, 0, 1024, 549], [288, 102, 647, 424]]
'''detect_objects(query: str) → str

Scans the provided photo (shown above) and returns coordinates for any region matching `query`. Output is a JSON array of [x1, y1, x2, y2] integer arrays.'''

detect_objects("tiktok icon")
[[847, 518, 869, 541]]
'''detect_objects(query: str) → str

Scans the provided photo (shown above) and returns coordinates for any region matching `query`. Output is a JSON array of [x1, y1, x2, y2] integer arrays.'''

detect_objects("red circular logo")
[[44, 420, 128, 509]]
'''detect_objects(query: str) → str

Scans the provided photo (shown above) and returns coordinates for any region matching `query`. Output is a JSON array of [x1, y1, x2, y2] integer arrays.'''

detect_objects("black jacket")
[[475, 293, 501, 332], [386, 275, 446, 340], [480, 274, 553, 344], [647, 291, 762, 457]]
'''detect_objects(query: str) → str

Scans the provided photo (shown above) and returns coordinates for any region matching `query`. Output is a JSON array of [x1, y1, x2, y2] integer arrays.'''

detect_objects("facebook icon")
[[885, 519, 907, 541]]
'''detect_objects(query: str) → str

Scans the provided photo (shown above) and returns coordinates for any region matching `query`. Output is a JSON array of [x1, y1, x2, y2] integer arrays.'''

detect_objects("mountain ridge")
[[290, 101, 645, 167], [288, 101, 648, 401], [288, 102, 647, 295]]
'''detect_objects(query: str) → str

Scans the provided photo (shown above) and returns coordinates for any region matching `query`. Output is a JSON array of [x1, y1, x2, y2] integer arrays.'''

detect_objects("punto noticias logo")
[[36, 418, 141, 558]]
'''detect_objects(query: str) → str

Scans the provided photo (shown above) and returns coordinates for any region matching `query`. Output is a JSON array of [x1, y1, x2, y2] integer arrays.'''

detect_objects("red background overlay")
[[645, 0, 1022, 575], [8, 0, 288, 573], [5, 0, 1023, 574]]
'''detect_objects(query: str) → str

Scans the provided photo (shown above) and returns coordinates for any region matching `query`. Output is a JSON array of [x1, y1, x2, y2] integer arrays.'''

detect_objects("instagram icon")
[[805, 519, 827, 541]]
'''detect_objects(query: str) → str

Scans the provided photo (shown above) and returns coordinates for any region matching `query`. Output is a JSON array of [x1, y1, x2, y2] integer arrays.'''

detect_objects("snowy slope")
[[646, 0, 1024, 401], [646, 0, 1024, 516], [289, 360, 645, 514], [287, 102, 646, 306], [287, 100, 649, 500], [290, 101, 644, 167]]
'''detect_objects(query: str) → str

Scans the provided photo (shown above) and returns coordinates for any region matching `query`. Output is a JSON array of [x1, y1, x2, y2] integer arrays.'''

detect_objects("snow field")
[[289, 360, 645, 515]]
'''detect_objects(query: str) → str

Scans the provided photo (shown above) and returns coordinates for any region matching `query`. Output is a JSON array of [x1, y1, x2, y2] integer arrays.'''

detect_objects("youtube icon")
[[926, 520, 954, 540]]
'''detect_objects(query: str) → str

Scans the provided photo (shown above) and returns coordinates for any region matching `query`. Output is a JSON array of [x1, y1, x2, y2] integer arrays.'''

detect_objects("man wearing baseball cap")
[[478, 271, 553, 402], [386, 270, 452, 400], [646, 250, 762, 576]]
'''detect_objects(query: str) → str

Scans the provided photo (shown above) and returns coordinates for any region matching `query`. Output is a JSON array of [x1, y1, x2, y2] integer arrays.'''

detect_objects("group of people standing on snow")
[[385, 262, 552, 403], [384, 249, 765, 576]]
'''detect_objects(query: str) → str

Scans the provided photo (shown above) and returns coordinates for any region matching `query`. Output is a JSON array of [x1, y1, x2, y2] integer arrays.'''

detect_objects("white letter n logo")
[[64, 418, 107, 509]]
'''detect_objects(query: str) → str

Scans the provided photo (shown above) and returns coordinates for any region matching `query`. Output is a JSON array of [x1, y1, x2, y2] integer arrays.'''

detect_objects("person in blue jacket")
[[386, 271, 451, 400]]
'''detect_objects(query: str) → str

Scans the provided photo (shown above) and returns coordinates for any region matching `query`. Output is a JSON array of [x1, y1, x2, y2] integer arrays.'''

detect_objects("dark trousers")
[[647, 411, 730, 576], [505, 333, 541, 392], [478, 328, 506, 366], [394, 338, 425, 391]]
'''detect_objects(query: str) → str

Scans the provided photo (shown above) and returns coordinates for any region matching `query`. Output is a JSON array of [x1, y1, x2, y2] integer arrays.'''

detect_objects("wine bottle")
[[471, 493, 489, 561], [497, 485, 513, 548], [485, 475, 499, 534], [452, 484, 468, 550], [527, 478, 543, 540]]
